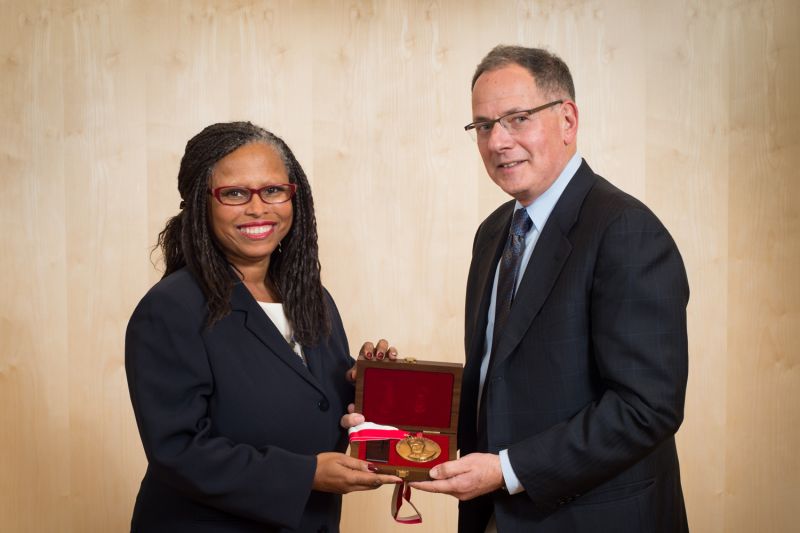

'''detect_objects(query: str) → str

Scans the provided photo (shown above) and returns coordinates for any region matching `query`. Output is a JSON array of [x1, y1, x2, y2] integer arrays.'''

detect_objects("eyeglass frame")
[[464, 100, 563, 140], [208, 183, 297, 206]]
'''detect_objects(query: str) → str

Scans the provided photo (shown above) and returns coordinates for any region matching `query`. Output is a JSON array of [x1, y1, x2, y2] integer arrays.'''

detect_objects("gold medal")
[[395, 435, 441, 463]]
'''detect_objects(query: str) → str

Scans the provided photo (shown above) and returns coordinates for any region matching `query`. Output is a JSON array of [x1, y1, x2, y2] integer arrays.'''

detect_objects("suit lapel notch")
[[232, 284, 326, 394]]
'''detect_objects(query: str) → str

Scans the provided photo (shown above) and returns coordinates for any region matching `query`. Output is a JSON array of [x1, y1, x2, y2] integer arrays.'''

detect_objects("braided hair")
[[157, 121, 330, 346]]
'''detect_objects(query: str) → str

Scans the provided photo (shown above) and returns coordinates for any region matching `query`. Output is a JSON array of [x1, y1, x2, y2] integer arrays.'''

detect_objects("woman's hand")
[[359, 339, 398, 361], [313, 452, 401, 494], [346, 339, 399, 382], [340, 403, 364, 429]]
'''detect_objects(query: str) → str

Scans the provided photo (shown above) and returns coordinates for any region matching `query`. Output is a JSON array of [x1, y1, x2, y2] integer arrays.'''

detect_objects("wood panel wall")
[[1, 1, 797, 532]]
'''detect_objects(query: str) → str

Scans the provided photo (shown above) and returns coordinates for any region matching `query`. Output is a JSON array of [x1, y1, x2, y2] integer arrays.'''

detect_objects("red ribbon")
[[391, 482, 422, 524], [348, 427, 408, 442], [349, 424, 424, 524]]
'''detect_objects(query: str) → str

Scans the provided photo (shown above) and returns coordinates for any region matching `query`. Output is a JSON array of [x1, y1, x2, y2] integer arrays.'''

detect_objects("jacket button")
[[317, 399, 329, 411]]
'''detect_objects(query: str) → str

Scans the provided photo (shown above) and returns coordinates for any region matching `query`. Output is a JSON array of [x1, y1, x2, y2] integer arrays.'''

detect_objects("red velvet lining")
[[362, 367, 454, 429]]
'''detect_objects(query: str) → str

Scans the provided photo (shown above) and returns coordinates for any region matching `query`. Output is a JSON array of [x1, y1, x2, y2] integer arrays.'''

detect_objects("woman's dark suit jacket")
[[125, 268, 354, 533]]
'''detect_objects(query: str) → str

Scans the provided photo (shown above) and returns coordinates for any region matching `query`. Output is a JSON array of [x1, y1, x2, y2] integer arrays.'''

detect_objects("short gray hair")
[[471, 45, 575, 101]]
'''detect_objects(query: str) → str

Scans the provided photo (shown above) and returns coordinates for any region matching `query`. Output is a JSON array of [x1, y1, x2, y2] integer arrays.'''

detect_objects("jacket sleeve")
[[125, 286, 317, 529]]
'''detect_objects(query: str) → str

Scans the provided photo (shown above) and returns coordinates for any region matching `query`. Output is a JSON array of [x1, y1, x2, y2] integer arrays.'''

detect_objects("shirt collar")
[[516, 152, 582, 232]]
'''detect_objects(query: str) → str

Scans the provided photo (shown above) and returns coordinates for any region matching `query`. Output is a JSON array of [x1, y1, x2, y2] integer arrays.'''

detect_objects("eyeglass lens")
[[217, 185, 293, 205], [467, 100, 562, 141]]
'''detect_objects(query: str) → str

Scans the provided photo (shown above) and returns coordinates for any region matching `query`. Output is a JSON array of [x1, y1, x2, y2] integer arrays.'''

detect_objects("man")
[[412, 46, 690, 532]]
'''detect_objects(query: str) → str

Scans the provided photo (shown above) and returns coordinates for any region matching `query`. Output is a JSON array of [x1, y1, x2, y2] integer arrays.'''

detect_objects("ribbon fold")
[[349, 422, 423, 524], [348, 421, 408, 442], [392, 482, 422, 524]]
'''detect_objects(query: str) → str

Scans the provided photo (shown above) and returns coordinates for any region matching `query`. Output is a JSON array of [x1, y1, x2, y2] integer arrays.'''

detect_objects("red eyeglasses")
[[209, 183, 297, 206]]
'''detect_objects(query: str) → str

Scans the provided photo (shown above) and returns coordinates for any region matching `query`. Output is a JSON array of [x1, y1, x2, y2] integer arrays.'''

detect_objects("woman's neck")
[[236, 263, 280, 303]]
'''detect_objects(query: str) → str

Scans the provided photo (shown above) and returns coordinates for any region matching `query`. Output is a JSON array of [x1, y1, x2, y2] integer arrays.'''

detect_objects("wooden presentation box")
[[351, 357, 463, 482]]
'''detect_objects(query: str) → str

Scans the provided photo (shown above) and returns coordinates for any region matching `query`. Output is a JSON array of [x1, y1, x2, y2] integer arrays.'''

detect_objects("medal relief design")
[[395, 436, 441, 463]]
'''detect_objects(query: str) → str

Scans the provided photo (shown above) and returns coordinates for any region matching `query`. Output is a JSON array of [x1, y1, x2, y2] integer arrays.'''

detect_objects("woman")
[[125, 121, 399, 532]]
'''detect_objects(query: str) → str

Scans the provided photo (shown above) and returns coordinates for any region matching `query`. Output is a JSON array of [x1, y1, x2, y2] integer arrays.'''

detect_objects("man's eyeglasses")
[[209, 184, 297, 206], [464, 100, 563, 141]]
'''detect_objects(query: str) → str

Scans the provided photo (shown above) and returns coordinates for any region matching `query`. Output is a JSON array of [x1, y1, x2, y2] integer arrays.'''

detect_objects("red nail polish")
[[377, 352, 384, 360], [368, 464, 378, 473], [366, 352, 373, 359]]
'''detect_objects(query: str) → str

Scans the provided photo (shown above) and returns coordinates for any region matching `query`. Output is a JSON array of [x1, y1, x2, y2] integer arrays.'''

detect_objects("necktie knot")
[[510, 208, 533, 238]]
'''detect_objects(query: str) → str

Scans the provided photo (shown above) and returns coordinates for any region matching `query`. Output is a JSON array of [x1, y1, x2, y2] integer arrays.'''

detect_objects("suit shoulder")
[[474, 199, 515, 240], [130, 268, 206, 321], [578, 174, 685, 276], [582, 174, 667, 230], [588, 174, 648, 211], [145, 267, 204, 301]]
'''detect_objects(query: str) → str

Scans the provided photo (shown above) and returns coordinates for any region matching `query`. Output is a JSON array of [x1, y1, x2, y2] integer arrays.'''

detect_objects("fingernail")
[[366, 352, 373, 359], [377, 352, 384, 360], [368, 464, 378, 472]]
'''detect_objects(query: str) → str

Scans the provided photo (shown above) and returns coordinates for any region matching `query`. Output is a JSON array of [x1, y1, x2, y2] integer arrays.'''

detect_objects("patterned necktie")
[[491, 207, 533, 354], [477, 208, 532, 450]]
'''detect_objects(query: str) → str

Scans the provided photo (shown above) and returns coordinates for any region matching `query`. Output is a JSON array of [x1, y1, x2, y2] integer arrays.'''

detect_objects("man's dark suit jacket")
[[125, 268, 354, 532], [458, 161, 690, 533]]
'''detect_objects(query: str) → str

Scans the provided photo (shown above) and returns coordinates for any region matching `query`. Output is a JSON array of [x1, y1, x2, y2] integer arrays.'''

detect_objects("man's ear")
[[561, 100, 579, 145]]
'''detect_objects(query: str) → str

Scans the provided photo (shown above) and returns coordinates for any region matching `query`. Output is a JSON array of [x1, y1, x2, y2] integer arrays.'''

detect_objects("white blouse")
[[257, 301, 305, 365]]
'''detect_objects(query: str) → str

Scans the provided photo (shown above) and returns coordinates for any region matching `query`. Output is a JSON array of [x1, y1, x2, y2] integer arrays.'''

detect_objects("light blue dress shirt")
[[478, 152, 582, 494]]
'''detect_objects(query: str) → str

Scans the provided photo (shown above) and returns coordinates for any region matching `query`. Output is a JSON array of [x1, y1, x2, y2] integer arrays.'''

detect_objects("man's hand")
[[410, 453, 504, 501], [313, 452, 401, 494]]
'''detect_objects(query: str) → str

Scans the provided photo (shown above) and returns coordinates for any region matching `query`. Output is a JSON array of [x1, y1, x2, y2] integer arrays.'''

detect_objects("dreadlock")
[[157, 121, 330, 346]]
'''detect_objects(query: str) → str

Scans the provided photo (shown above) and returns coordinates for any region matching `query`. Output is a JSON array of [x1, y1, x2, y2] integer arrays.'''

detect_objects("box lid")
[[355, 358, 462, 434]]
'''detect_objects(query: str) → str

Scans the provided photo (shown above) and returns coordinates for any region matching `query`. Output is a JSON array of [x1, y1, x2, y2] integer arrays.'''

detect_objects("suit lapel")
[[466, 203, 513, 366], [302, 343, 325, 381], [461, 202, 512, 449], [230, 283, 326, 396], [492, 161, 597, 368]]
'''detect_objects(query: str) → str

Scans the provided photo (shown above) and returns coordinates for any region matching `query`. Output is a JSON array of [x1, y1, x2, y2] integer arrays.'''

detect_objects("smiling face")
[[208, 142, 293, 271], [471, 63, 578, 206]]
